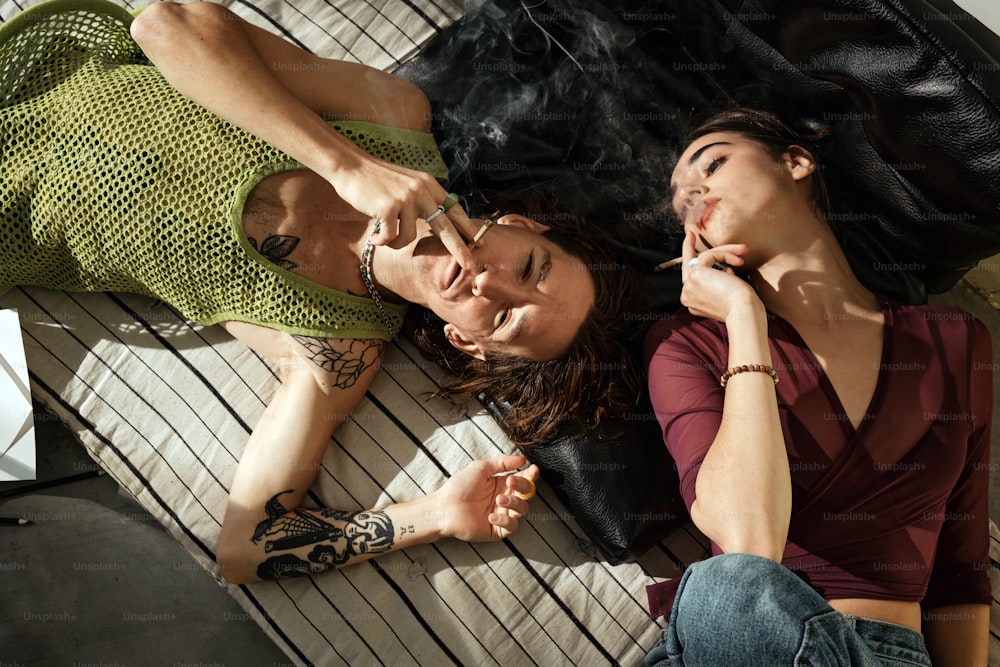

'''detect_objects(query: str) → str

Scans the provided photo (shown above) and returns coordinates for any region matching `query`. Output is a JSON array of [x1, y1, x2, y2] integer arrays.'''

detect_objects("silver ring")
[[425, 205, 446, 224], [688, 257, 700, 269]]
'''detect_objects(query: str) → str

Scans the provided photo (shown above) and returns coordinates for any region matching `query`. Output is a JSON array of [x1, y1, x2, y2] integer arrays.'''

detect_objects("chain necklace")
[[359, 223, 397, 337]]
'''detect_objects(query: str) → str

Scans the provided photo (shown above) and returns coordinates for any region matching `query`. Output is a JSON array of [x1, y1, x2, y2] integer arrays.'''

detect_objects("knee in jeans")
[[669, 555, 794, 648], [680, 553, 787, 602]]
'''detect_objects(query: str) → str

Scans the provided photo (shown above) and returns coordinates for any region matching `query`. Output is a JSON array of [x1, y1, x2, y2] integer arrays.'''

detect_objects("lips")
[[698, 198, 720, 227], [442, 258, 462, 294]]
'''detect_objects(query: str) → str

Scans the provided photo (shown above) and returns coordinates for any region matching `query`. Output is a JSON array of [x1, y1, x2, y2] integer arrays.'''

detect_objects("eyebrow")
[[669, 141, 732, 200]]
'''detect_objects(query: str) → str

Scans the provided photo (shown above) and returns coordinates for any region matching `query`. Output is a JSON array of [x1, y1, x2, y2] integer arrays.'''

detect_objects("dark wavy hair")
[[681, 107, 832, 218], [404, 197, 643, 447]]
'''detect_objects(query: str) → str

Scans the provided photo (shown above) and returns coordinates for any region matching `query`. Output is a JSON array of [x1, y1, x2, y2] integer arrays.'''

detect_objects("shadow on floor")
[[0, 407, 290, 666]]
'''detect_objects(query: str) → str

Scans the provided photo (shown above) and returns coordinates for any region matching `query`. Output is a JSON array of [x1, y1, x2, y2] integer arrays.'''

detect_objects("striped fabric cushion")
[[2, 1, 997, 665], [1, 287, 701, 665]]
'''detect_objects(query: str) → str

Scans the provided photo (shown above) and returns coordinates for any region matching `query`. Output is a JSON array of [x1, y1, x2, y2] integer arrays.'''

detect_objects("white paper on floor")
[[0, 309, 35, 481]]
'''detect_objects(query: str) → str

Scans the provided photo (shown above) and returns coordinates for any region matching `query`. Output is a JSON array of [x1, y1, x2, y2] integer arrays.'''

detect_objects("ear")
[[497, 213, 550, 234], [443, 323, 487, 361], [783, 146, 817, 181]]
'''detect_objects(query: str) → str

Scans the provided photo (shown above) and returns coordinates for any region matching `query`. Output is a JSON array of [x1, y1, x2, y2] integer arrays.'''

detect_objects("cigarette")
[[492, 464, 536, 499], [469, 211, 500, 248], [471, 224, 491, 244], [655, 256, 685, 271], [492, 464, 530, 477]]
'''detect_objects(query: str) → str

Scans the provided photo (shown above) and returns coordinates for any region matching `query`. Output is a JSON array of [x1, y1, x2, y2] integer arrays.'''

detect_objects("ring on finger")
[[425, 205, 446, 224], [513, 478, 536, 501], [688, 257, 700, 269]]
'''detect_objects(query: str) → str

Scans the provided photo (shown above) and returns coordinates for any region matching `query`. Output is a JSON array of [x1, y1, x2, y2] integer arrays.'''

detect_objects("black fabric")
[[480, 392, 683, 564], [397, 0, 1000, 562]]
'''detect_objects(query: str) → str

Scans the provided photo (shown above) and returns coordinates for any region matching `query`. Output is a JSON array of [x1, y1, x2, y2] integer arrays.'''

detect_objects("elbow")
[[129, 1, 180, 53], [130, 2, 230, 56], [215, 532, 261, 586], [716, 535, 787, 563], [374, 76, 433, 132], [402, 83, 433, 133], [690, 499, 788, 562]]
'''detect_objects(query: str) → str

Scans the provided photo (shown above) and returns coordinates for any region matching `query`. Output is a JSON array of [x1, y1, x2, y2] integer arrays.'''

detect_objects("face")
[[402, 215, 595, 362], [669, 131, 813, 248]]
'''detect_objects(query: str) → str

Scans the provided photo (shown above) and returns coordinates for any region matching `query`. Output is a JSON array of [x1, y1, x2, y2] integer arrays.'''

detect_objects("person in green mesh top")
[[0, 0, 638, 582]]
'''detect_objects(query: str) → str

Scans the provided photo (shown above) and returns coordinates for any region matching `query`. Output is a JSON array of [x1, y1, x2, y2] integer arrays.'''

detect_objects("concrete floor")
[[0, 410, 289, 665]]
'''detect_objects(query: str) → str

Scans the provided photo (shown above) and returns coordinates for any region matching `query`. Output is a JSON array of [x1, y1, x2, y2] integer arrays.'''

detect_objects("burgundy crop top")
[[643, 296, 992, 619]]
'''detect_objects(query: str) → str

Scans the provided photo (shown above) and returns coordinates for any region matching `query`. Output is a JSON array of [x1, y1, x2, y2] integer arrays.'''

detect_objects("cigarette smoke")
[[397, 0, 700, 244]]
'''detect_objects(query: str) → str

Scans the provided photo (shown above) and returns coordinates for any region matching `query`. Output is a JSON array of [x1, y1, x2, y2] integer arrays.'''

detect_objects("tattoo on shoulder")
[[291, 336, 383, 389], [248, 234, 301, 271], [251, 489, 396, 580]]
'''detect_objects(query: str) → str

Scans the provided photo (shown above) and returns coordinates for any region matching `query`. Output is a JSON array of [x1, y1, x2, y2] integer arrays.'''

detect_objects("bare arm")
[[130, 1, 475, 265], [678, 232, 791, 560], [923, 604, 989, 667], [216, 323, 537, 583], [921, 321, 992, 664]]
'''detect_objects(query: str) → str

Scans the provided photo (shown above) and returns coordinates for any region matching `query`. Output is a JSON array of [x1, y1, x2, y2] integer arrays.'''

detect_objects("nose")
[[677, 183, 705, 212], [471, 262, 523, 300]]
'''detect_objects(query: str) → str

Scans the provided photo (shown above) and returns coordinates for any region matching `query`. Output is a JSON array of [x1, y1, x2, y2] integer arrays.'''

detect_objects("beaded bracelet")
[[720, 364, 779, 388]]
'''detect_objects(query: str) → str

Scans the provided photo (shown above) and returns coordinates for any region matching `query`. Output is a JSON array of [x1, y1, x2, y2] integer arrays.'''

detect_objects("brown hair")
[[681, 107, 832, 218], [405, 200, 643, 447]]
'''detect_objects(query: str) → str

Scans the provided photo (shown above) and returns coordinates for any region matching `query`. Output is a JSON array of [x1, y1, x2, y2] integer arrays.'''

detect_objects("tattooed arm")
[[238, 452, 537, 582], [216, 322, 539, 584]]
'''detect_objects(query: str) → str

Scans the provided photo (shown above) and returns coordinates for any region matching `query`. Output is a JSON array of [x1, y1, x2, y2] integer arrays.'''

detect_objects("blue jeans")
[[645, 554, 931, 666]]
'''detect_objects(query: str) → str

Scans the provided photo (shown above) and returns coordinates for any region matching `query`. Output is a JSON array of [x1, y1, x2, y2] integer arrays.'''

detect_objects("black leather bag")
[[479, 393, 686, 564], [397, 0, 1000, 562]]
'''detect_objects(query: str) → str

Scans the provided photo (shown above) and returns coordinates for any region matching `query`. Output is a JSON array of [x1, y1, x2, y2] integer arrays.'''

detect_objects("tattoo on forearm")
[[252, 489, 396, 580], [292, 336, 382, 388], [248, 234, 300, 271]]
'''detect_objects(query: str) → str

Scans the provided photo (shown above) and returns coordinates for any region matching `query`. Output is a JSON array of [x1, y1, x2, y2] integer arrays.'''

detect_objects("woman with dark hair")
[[0, 0, 637, 583], [409, 205, 642, 446], [644, 108, 990, 666]]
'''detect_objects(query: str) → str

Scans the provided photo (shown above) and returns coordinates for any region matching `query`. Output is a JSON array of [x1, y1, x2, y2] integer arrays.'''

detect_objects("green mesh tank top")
[[0, 0, 449, 340]]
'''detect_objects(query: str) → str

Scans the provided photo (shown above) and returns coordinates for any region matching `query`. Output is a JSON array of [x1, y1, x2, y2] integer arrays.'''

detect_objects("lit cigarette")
[[472, 223, 492, 244], [655, 256, 684, 271], [470, 212, 500, 248]]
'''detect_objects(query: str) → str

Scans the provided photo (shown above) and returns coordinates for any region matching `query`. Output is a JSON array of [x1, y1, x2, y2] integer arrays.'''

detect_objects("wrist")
[[408, 491, 448, 541], [724, 296, 767, 328], [314, 131, 360, 182]]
